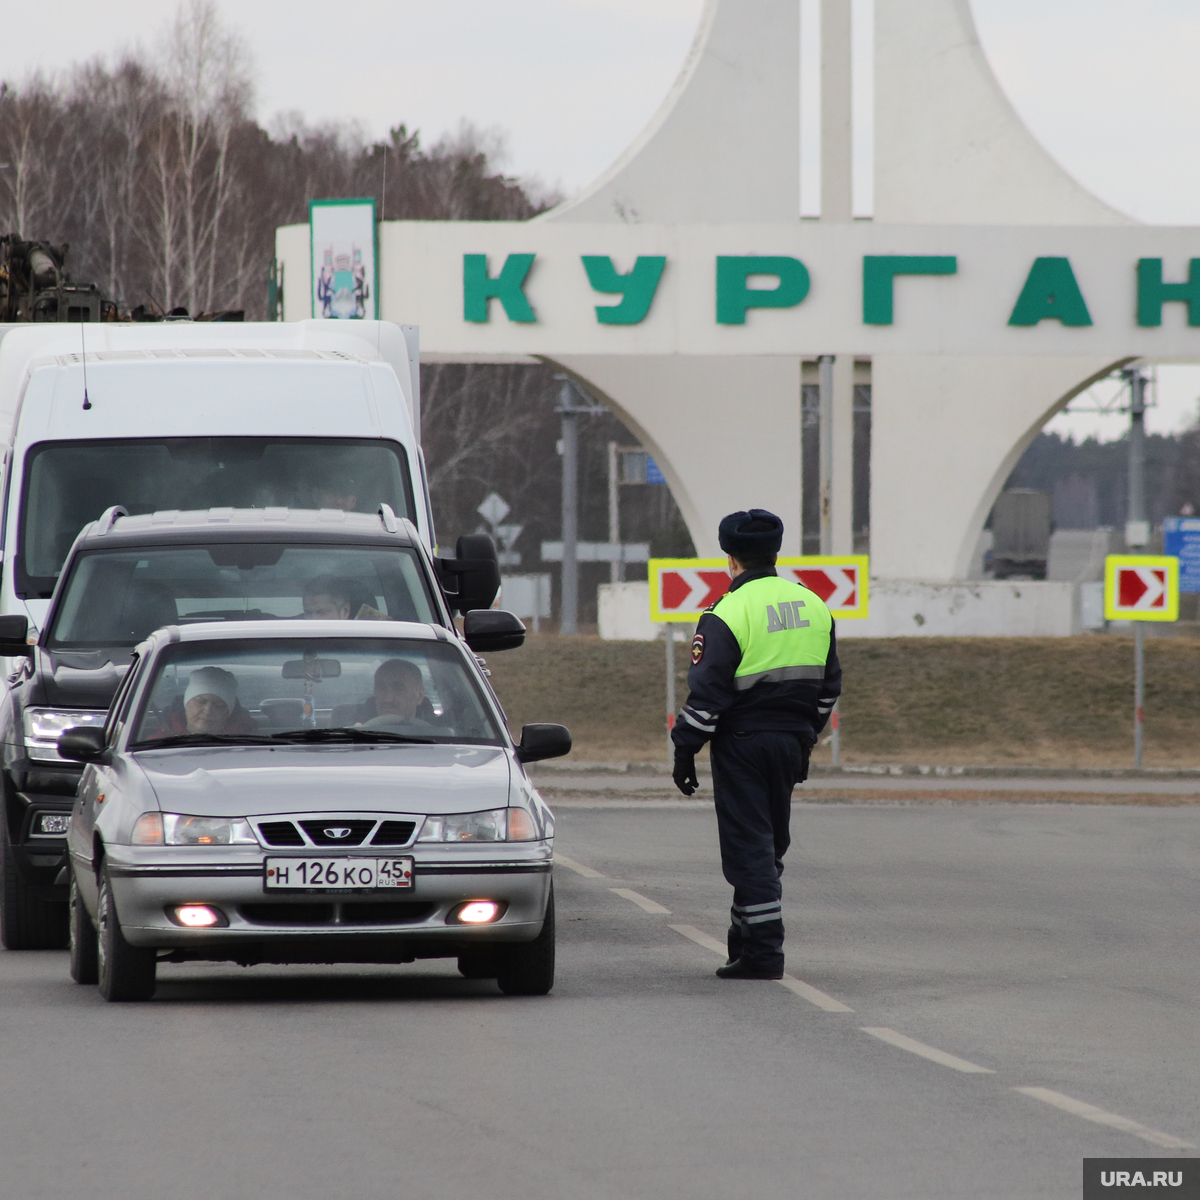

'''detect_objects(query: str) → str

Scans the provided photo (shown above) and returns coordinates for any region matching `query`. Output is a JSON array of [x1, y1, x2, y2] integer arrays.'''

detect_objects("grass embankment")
[[485, 635, 1200, 768]]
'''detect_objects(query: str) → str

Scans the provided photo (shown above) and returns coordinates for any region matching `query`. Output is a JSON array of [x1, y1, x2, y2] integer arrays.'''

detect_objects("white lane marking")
[[555, 854, 606, 878], [609, 887, 671, 914], [778, 975, 855, 1013], [1013, 1087, 1195, 1150], [861, 1027, 995, 1074], [669, 925, 853, 1011], [669, 923, 728, 955]]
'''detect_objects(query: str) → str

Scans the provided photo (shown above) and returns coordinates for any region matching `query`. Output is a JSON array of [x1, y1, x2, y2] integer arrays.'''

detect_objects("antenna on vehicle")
[[80, 319, 92, 410]]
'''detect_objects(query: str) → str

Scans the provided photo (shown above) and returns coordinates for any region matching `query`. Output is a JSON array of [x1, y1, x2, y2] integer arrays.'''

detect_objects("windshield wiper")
[[131, 733, 273, 750], [269, 727, 435, 745]]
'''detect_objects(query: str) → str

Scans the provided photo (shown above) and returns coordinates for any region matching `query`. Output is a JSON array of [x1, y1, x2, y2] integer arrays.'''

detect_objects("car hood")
[[34, 648, 134, 708], [133, 744, 513, 817]]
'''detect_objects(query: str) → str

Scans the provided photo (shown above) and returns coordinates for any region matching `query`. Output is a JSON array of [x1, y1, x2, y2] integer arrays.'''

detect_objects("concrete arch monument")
[[277, 0, 1199, 626]]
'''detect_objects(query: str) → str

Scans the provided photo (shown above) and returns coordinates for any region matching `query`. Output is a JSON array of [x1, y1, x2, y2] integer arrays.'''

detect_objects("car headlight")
[[131, 813, 259, 846], [417, 808, 540, 842], [23, 708, 106, 762]]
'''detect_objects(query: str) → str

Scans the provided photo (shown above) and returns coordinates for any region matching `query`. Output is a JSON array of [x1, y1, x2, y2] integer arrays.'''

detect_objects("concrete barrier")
[[599, 579, 1079, 638], [841, 580, 1077, 637]]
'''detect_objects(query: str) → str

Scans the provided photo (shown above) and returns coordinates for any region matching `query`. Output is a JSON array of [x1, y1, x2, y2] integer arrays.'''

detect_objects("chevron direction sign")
[[1104, 555, 1179, 622], [649, 556, 869, 622]]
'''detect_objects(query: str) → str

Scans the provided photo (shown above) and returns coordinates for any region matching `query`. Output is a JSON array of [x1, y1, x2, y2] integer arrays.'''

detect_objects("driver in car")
[[151, 666, 257, 737], [333, 659, 433, 729]]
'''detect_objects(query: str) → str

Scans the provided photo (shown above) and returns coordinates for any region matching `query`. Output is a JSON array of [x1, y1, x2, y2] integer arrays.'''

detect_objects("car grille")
[[258, 821, 305, 846], [299, 819, 375, 846], [371, 820, 417, 846], [239, 902, 433, 927]]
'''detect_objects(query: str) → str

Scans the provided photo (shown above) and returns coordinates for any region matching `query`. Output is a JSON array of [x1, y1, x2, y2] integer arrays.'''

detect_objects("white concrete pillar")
[[831, 355, 855, 554], [821, 0, 853, 222]]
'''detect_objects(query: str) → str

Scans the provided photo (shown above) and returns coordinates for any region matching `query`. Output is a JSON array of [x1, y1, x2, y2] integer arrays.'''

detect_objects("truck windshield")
[[17, 437, 416, 598], [45, 544, 439, 650]]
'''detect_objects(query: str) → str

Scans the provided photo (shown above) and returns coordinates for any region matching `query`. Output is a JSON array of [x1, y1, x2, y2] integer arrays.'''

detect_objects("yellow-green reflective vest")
[[711, 575, 832, 691]]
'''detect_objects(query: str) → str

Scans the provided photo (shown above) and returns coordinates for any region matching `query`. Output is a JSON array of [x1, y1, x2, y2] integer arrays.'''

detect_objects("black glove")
[[672, 751, 699, 797]]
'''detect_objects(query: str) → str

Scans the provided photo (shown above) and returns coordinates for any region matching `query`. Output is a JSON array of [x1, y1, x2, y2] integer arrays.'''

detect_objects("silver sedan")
[[60, 620, 568, 1001]]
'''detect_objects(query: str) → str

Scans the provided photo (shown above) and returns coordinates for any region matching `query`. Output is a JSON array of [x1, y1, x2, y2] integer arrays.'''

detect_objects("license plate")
[[264, 857, 413, 891]]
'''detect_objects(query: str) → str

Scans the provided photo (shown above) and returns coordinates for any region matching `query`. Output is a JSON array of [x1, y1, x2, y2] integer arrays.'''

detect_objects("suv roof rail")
[[378, 503, 398, 534], [97, 506, 128, 535]]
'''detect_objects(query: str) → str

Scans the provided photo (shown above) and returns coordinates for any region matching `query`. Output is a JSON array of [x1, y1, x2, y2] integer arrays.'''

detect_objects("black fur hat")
[[718, 509, 784, 558]]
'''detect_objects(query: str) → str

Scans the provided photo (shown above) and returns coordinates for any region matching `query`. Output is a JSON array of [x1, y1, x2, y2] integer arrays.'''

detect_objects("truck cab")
[[0, 321, 436, 638]]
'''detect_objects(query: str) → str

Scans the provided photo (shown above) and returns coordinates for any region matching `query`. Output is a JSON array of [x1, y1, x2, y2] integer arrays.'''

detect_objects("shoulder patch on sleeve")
[[691, 633, 705, 665]]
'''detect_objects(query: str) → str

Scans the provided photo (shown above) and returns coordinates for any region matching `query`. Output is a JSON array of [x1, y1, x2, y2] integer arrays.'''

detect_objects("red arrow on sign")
[[1117, 567, 1167, 609], [661, 570, 729, 611]]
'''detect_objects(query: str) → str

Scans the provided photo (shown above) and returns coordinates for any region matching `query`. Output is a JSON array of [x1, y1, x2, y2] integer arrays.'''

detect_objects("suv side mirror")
[[515, 723, 572, 764], [463, 610, 526, 653], [435, 533, 501, 616], [58, 727, 107, 762], [0, 615, 32, 658]]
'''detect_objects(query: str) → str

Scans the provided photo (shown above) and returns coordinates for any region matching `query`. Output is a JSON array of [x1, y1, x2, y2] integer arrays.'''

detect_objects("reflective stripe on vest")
[[711, 575, 832, 687]]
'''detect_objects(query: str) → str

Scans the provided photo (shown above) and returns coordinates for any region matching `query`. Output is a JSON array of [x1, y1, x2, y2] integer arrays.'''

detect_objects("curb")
[[531, 760, 1200, 781]]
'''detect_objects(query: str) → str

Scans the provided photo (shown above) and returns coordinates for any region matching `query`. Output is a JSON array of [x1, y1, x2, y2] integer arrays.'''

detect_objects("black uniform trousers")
[[710, 729, 808, 972]]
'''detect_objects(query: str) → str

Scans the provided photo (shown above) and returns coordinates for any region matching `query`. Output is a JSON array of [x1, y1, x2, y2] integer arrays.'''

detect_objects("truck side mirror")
[[58, 727, 107, 762], [463, 609, 526, 652], [514, 723, 572, 764], [435, 533, 501, 616], [0, 615, 33, 658]]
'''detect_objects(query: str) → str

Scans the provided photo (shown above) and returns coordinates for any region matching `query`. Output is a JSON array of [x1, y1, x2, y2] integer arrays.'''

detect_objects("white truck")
[[0, 320, 440, 637]]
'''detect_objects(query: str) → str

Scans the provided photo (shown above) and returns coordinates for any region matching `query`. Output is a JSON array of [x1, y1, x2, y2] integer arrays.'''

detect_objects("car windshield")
[[45, 544, 439, 650], [18, 437, 416, 597], [129, 638, 504, 747]]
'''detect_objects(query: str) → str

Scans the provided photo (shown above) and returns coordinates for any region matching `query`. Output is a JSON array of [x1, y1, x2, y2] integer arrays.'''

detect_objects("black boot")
[[715, 958, 783, 980]]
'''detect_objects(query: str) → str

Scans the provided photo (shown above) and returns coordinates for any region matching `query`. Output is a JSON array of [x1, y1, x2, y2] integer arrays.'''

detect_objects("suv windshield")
[[45, 544, 439, 650], [129, 639, 503, 747], [18, 437, 416, 597]]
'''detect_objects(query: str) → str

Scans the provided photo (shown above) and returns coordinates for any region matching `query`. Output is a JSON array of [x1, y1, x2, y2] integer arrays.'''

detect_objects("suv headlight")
[[417, 808, 540, 843], [131, 813, 259, 846], [23, 708, 107, 762]]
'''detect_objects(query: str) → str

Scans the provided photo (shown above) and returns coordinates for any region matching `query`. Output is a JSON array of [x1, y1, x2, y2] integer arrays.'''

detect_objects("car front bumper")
[[95, 841, 554, 960]]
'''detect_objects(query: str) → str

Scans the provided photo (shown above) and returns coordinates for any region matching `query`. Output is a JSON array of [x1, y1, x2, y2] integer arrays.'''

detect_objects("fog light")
[[170, 904, 226, 928], [36, 813, 70, 836], [454, 900, 501, 925]]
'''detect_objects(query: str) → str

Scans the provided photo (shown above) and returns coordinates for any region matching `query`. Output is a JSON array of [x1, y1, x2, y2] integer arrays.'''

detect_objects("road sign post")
[[1104, 555, 1179, 767], [648, 555, 867, 757]]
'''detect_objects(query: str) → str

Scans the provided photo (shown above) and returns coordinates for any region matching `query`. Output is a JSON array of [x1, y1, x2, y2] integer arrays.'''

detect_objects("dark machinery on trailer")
[[0, 236, 112, 323]]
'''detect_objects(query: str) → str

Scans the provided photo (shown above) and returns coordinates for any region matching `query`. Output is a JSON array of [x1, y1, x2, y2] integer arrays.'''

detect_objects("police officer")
[[671, 509, 841, 979]]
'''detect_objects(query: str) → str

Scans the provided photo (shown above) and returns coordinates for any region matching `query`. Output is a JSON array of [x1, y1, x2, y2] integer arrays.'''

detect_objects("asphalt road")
[[0, 800, 1196, 1200]]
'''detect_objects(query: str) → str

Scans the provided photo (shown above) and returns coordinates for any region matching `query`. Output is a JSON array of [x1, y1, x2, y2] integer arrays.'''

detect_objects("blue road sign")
[[1163, 517, 1200, 593], [645, 456, 665, 485]]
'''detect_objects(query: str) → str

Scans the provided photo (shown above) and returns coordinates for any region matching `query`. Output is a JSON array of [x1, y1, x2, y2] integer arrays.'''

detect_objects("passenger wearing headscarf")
[[153, 666, 257, 737]]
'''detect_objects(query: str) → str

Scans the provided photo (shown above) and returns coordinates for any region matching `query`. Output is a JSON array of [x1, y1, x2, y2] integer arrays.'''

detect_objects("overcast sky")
[[4, 0, 1199, 439]]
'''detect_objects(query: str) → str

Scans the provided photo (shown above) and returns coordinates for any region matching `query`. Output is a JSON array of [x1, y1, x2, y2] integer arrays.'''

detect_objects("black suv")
[[0, 504, 517, 948]]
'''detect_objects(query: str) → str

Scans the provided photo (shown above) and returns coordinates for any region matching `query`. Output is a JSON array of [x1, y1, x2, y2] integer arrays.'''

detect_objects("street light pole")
[[1122, 366, 1148, 768], [559, 379, 579, 635]]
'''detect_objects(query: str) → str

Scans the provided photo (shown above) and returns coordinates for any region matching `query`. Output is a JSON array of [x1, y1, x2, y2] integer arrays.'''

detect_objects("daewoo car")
[[60, 620, 568, 1001], [0, 505, 505, 949]]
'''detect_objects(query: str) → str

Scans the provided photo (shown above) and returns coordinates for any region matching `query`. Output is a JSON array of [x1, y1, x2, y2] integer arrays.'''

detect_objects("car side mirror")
[[463, 609, 526, 653], [58, 727, 107, 762], [435, 533, 501, 616], [515, 723, 572, 764], [0, 614, 32, 657]]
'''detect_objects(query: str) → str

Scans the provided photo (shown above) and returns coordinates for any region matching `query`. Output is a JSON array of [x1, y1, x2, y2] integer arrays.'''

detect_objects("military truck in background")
[[990, 489, 1052, 580], [0, 237, 111, 324]]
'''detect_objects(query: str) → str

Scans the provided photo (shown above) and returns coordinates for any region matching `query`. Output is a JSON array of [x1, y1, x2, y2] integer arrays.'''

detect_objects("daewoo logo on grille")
[[324, 827, 351, 840]]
